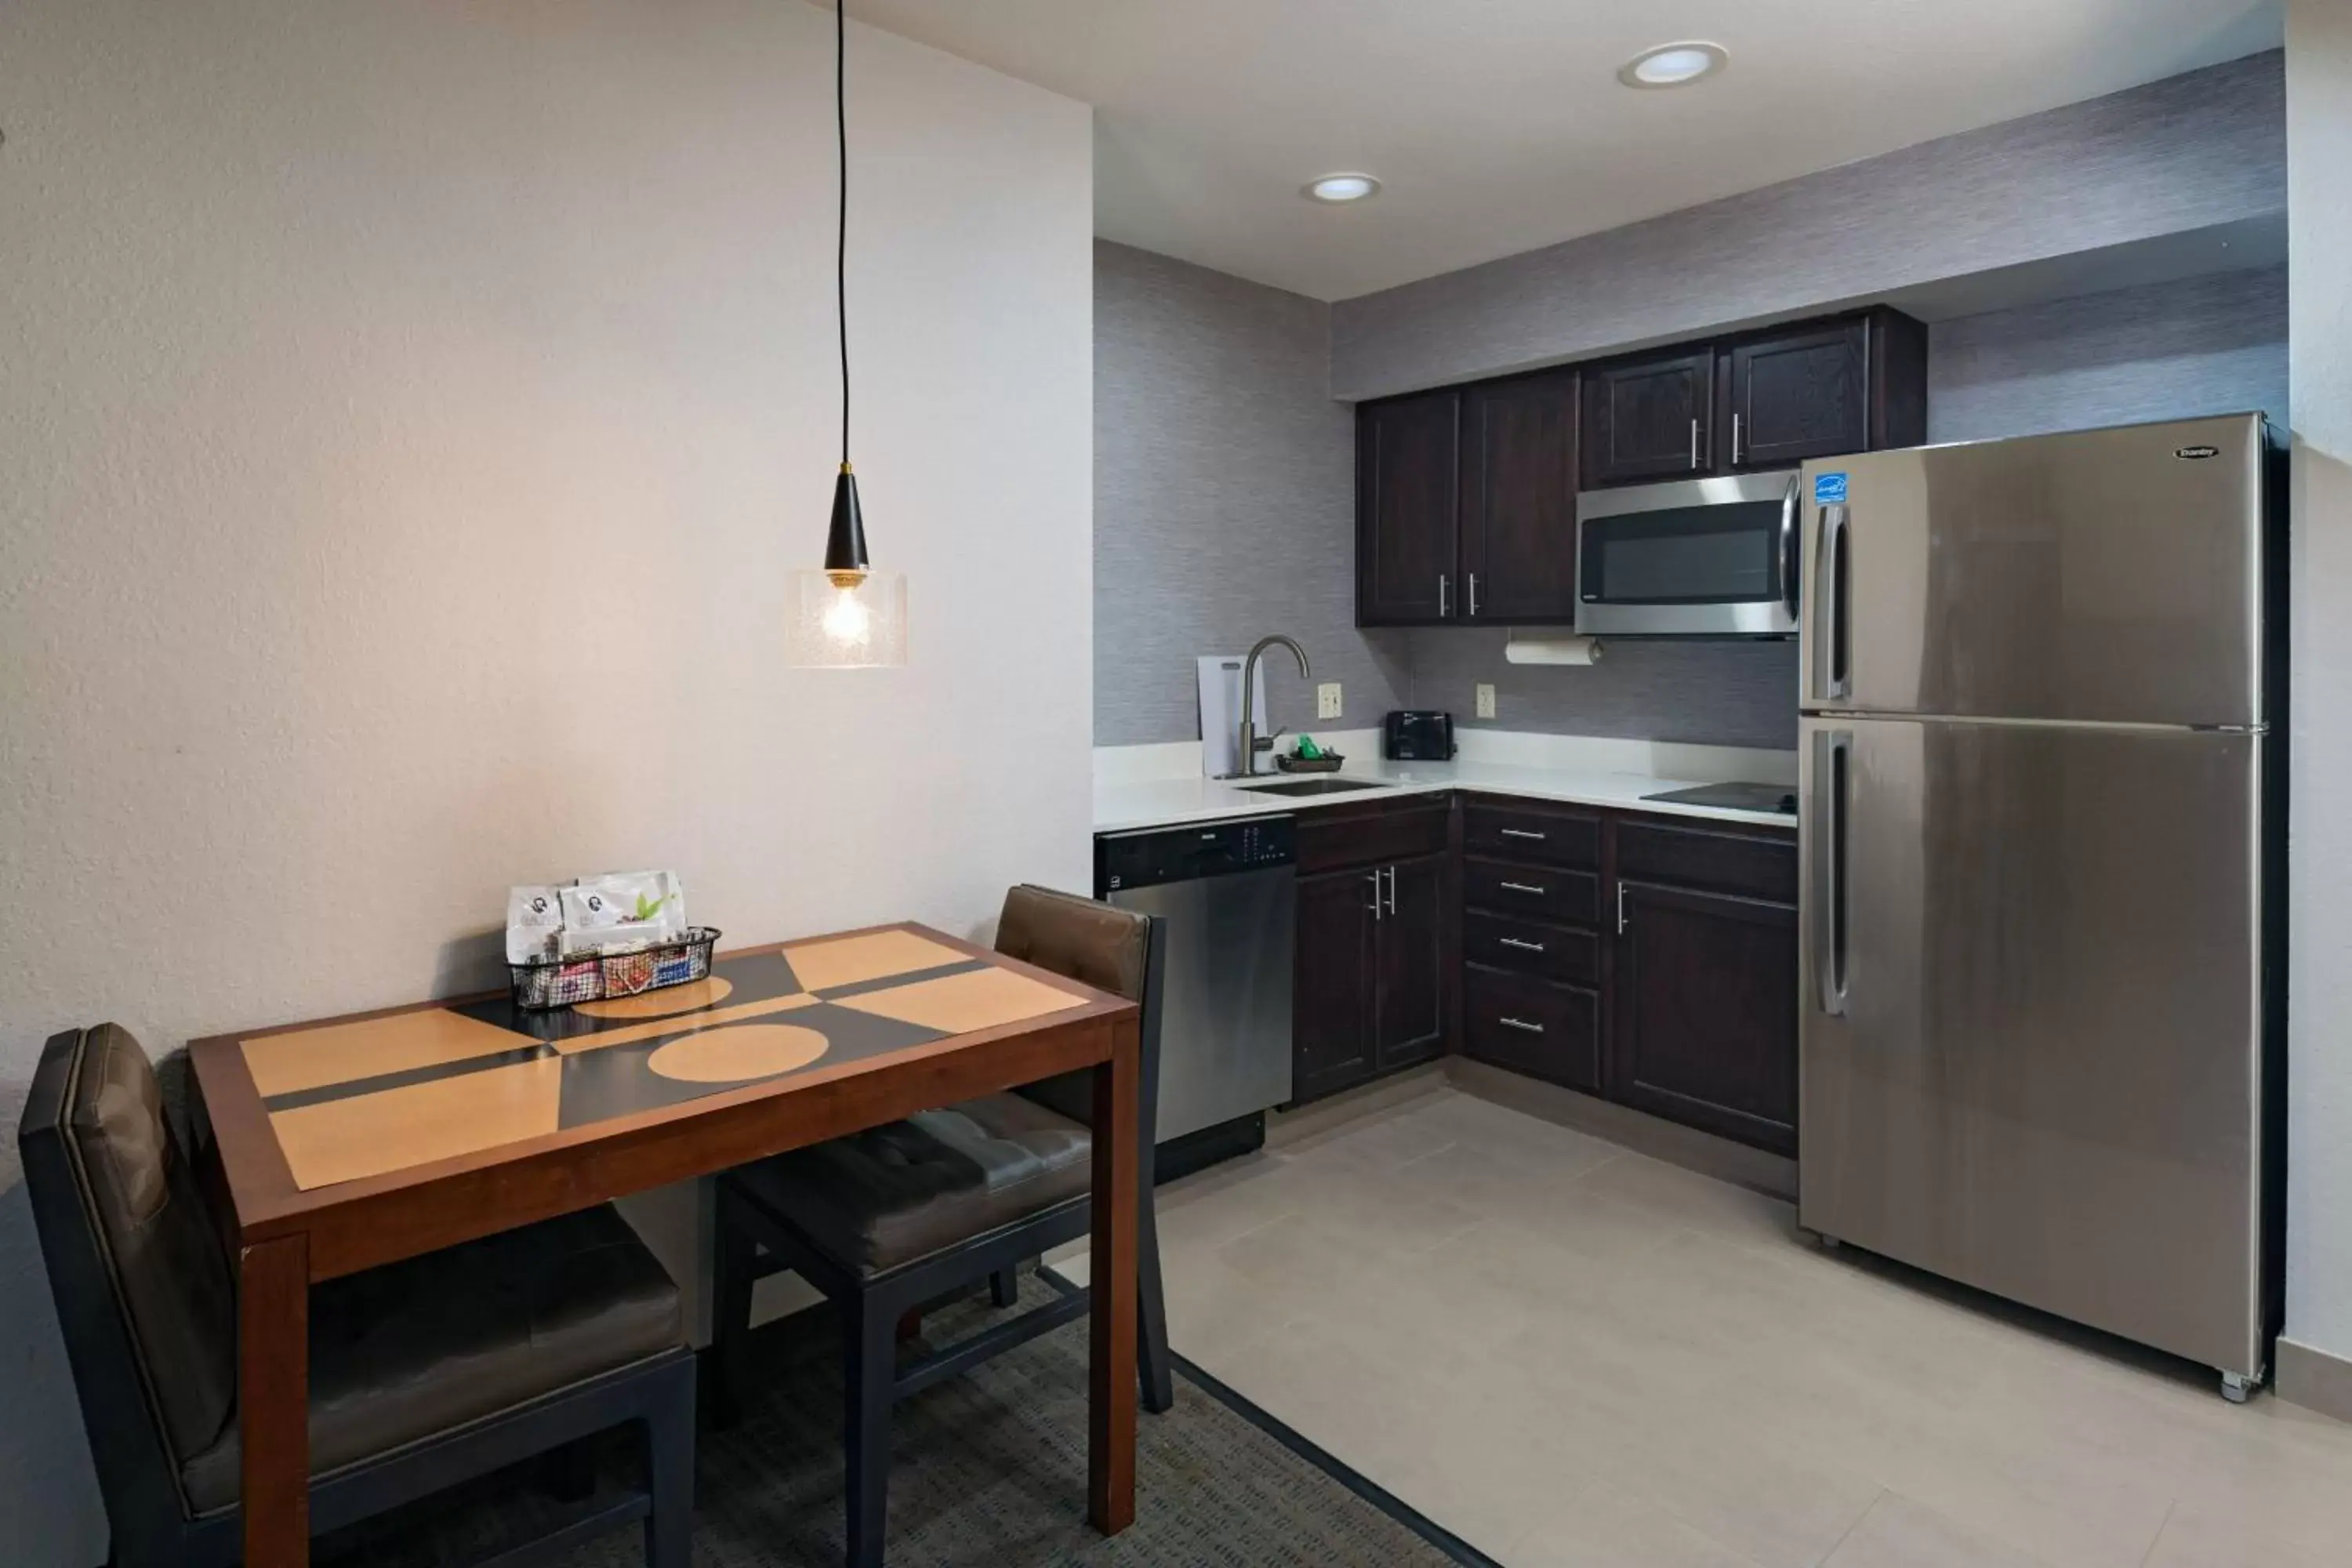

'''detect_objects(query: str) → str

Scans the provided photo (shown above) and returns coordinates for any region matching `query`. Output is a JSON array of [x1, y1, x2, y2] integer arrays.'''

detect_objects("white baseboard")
[[2277, 1335, 2352, 1423]]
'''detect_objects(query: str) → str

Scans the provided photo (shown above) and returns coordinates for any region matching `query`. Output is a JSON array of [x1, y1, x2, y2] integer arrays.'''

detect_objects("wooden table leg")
[[1087, 1017, 1139, 1534], [240, 1232, 311, 1566]]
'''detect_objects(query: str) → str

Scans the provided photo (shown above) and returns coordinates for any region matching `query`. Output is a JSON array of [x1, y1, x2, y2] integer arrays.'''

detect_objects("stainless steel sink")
[[1232, 776, 1390, 797]]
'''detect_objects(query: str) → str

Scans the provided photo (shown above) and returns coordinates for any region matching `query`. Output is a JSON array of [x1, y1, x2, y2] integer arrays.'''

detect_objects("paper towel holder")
[[1504, 631, 1605, 666]]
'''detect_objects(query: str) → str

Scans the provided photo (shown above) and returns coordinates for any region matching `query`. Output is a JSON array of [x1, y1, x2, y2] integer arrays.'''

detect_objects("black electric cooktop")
[[1641, 781, 1798, 815]]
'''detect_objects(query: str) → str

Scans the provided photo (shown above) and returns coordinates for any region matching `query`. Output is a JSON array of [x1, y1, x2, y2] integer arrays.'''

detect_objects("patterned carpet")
[[321, 1279, 1468, 1567]]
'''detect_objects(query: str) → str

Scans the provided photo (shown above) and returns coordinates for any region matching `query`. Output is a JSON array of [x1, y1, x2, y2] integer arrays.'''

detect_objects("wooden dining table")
[[188, 920, 1141, 1566]]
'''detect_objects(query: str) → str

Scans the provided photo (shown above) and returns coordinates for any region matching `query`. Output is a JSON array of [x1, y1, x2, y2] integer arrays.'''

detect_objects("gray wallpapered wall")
[[1094, 240, 1410, 747], [1330, 50, 2285, 402], [1929, 264, 2288, 442]]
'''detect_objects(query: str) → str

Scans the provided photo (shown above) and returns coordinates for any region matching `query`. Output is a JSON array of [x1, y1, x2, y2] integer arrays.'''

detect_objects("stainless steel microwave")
[[1574, 470, 1801, 638]]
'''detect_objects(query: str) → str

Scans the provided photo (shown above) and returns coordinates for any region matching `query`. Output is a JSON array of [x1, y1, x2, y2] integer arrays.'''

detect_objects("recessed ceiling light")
[[1618, 41, 1728, 89], [1304, 172, 1381, 204]]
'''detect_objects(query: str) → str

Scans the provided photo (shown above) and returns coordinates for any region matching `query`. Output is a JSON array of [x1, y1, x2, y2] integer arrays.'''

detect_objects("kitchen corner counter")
[[1094, 755, 1797, 835]]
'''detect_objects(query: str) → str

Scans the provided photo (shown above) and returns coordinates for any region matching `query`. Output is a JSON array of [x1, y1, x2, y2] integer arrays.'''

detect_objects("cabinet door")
[[1374, 853, 1448, 1070], [1461, 371, 1578, 623], [1581, 349, 1713, 487], [1610, 880, 1798, 1154], [1293, 866, 1379, 1103], [1724, 318, 1867, 470], [1357, 390, 1461, 625]]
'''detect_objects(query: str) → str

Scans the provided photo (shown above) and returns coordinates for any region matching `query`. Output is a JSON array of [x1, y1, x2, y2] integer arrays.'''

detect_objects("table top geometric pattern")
[[242, 928, 1089, 1191]]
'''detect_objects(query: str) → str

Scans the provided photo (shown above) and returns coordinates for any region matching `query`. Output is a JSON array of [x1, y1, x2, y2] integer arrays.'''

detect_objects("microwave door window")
[[1587, 499, 1783, 604]]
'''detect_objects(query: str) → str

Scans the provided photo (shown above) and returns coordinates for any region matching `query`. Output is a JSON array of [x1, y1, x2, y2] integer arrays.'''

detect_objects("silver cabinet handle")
[[1468, 572, 1480, 617], [1689, 417, 1700, 470], [1732, 412, 1744, 466], [1498, 937, 1545, 953], [1366, 870, 1382, 920], [1438, 574, 1450, 618], [1498, 1016, 1545, 1034], [1500, 880, 1546, 896], [1384, 864, 1398, 916], [1616, 881, 1628, 935], [1499, 827, 1545, 841]]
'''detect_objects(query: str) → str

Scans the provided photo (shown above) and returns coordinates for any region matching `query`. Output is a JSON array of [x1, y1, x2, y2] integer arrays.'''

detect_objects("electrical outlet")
[[1475, 683, 1497, 719], [1317, 683, 1343, 720]]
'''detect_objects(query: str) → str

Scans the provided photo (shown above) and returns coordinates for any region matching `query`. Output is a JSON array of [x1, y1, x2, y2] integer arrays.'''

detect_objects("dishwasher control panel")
[[1095, 815, 1297, 894]]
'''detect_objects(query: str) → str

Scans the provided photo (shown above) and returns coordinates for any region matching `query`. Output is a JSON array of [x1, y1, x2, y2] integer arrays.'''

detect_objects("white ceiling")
[[851, 0, 2283, 301]]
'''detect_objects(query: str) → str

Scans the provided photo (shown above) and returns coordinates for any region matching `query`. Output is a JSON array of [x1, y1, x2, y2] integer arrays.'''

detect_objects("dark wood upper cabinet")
[[1460, 371, 1579, 624], [1580, 348, 1714, 488], [1356, 390, 1461, 624], [1374, 852, 1449, 1070], [1722, 310, 1927, 471], [1294, 866, 1377, 1104]]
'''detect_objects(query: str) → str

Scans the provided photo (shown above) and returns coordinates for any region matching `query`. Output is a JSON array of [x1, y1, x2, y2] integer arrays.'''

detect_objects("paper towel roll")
[[1504, 633, 1603, 666]]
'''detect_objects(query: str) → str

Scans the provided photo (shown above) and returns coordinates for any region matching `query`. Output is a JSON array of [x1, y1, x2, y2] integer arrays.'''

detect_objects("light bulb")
[[822, 583, 872, 647]]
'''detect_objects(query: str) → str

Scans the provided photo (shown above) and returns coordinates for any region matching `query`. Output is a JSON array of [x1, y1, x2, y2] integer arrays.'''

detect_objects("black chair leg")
[[1137, 1196, 1175, 1414], [707, 1202, 757, 1430], [844, 1296, 895, 1568], [644, 1364, 697, 1568], [989, 1266, 1020, 1308]]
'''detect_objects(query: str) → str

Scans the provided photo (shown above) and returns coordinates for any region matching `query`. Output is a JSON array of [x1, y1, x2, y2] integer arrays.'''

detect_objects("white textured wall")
[[0, 3, 1091, 1561], [2285, 0, 2352, 1381]]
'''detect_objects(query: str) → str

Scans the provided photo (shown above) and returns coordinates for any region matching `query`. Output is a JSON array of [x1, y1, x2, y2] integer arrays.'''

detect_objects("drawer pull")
[[1498, 937, 1546, 953], [1499, 827, 1547, 840], [1500, 880, 1547, 895], [1498, 1015, 1546, 1034]]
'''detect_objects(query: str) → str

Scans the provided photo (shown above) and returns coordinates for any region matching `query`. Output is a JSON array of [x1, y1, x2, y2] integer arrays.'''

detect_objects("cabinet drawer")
[[1462, 799, 1599, 867], [1463, 857, 1599, 926], [1464, 910, 1597, 987], [1617, 818, 1797, 903], [1295, 799, 1450, 874], [1463, 964, 1599, 1091]]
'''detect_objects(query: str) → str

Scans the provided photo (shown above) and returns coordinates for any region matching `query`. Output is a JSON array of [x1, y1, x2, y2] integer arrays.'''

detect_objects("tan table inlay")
[[782, 927, 969, 992], [269, 1057, 564, 1190], [835, 964, 1087, 1033], [243, 1008, 532, 1098], [646, 1024, 829, 1083], [574, 975, 735, 1020]]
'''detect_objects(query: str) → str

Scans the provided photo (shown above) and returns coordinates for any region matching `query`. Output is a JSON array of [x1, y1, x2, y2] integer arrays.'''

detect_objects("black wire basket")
[[508, 927, 722, 1011]]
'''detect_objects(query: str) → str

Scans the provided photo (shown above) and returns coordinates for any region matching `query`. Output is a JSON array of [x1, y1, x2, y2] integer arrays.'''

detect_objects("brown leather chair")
[[17, 1024, 698, 1567], [710, 884, 1174, 1568]]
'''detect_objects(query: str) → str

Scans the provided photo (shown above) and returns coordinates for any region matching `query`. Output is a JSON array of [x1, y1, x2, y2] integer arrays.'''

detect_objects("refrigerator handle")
[[1813, 728, 1851, 1016], [1817, 503, 1851, 702]]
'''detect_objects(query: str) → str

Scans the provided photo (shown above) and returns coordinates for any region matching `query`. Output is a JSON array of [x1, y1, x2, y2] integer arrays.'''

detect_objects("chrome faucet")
[[1230, 633, 1311, 779]]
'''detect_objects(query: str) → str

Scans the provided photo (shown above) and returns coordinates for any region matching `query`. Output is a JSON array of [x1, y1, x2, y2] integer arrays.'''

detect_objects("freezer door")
[[1798, 716, 2266, 1378], [1798, 414, 2265, 727]]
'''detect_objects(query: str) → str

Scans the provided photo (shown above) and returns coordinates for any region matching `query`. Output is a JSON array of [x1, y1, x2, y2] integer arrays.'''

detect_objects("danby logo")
[[2176, 445, 2220, 460]]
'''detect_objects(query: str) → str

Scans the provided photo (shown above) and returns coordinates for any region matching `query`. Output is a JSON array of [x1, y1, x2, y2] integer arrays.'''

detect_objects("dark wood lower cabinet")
[[1293, 866, 1378, 1104], [1610, 880, 1798, 1155], [1374, 853, 1448, 1071], [1462, 963, 1599, 1092]]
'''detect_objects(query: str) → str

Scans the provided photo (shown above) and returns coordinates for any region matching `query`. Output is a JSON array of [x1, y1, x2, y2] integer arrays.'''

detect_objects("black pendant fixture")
[[789, 0, 905, 668]]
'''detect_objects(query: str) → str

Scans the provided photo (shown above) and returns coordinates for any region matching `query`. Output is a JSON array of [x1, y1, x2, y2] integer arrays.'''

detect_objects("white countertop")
[[1094, 752, 1798, 835]]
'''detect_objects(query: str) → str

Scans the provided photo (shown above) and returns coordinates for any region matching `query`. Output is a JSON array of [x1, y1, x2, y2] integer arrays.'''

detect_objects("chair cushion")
[[728, 1093, 1092, 1274], [66, 1024, 238, 1464], [995, 884, 1149, 1004], [180, 1204, 682, 1514]]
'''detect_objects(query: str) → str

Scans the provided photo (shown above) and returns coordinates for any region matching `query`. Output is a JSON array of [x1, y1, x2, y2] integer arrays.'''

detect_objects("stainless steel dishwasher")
[[1095, 815, 1295, 1178]]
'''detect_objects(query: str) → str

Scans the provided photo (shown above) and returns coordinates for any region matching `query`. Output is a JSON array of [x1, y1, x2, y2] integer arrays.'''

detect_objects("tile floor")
[[1061, 1080, 2352, 1567]]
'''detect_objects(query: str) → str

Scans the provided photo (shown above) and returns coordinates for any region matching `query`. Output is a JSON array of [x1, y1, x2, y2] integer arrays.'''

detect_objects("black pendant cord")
[[837, 0, 849, 469]]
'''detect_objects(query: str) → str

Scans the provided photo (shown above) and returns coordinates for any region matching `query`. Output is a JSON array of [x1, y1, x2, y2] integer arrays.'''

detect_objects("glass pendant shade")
[[786, 565, 906, 667]]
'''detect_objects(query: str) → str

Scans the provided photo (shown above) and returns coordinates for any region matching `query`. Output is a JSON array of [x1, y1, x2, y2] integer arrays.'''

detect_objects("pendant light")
[[787, 0, 906, 668]]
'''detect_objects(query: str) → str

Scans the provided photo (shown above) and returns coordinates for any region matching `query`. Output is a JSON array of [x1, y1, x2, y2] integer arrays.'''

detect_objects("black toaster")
[[1382, 710, 1456, 760]]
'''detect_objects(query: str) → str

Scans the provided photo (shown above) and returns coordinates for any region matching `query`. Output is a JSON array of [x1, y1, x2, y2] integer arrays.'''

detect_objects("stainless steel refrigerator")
[[1796, 413, 2281, 1399]]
